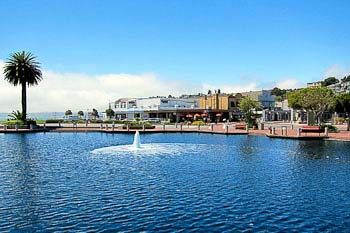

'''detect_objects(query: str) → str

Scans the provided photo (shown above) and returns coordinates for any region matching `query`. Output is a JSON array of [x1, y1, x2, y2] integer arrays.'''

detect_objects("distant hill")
[[0, 112, 64, 121]]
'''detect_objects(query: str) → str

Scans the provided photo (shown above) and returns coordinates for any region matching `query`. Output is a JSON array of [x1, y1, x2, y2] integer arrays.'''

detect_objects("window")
[[230, 102, 236, 107]]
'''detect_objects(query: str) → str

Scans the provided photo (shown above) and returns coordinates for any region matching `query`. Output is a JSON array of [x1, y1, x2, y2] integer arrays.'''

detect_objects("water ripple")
[[0, 133, 350, 232]]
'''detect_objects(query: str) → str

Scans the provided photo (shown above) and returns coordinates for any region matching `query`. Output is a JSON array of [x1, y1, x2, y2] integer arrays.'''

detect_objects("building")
[[307, 81, 323, 88], [109, 90, 275, 122], [111, 96, 200, 122], [198, 93, 243, 120], [241, 90, 275, 109], [327, 81, 350, 95], [275, 99, 289, 111], [112, 98, 143, 120]]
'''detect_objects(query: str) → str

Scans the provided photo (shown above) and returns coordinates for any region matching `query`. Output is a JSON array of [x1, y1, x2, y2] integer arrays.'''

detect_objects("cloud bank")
[[323, 65, 350, 79], [275, 79, 303, 89], [0, 60, 304, 112]]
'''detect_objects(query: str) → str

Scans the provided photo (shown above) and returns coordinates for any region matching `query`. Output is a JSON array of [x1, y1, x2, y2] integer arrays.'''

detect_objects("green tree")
[[288, 87, 335, 125], [341, 75, 350, 83], [105, 108, 115, 119], [65, 110, 72, 116], [335, 93, 350, 131], [239, 97, 261, 126], [3, 51, 42, 121], [77, 110, 84, 118], [92, 108, 99, 119], [322, 77, 339, 86], [271, 87, 287, 97]]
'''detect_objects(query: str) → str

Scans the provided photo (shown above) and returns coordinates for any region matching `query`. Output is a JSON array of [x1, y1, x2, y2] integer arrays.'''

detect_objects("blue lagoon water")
[[0, 132, 350, 232]]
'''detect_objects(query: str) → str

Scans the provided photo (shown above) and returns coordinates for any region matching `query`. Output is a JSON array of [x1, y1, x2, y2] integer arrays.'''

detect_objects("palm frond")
[[3, 51, 43, 86]]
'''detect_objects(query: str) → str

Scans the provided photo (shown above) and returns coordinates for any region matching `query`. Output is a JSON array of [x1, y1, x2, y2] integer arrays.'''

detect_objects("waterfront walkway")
[[1, 122, 350, 142]]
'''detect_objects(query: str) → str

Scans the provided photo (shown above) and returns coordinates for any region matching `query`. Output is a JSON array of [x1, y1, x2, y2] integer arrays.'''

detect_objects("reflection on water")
[[0, 133, 350, 232]]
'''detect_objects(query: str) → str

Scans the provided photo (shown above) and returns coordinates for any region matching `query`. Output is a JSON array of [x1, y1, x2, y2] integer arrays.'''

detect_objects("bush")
[[192, 120, 205, 126], [46, 119, 64, 123], [122, 122, 155, 129], [334, 117, 345, 124], [123, 120, 132, 125], [103, 120, 115, 124], [35, 120, 46, 124], [321, 124, 338, 133], [123, 125, 155, 129], [2, 119, 37, 126], [26, 119, 37, 126], [90, 120, 103, 123], [3, 120, 25, 125]]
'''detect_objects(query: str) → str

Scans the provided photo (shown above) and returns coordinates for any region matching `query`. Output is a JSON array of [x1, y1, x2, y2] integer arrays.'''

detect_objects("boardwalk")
[[1, 123, 350, 142]]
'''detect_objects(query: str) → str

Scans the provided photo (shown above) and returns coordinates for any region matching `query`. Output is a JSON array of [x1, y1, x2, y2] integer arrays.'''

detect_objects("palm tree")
[[3, 51, 42, 121], [77, 110, 84, 117], [7, 110, 23, 121]]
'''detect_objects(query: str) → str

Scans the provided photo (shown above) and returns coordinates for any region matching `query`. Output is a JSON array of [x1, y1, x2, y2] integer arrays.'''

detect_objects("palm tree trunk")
[[22, 81, 27, 121]]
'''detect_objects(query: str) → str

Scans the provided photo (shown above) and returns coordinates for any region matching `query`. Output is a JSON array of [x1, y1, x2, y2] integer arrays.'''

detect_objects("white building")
[[327, 81, 350, 95], [241, 90, 275, 109], [307, 81, 322, 88], [111, 97, 200, 121]]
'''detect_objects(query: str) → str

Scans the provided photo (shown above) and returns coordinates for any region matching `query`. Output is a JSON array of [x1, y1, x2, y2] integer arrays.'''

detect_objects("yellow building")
[[199, 93, 242, 111]]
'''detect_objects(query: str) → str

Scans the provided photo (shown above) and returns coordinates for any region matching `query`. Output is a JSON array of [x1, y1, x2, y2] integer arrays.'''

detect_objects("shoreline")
[[1, 123, 349, 142]]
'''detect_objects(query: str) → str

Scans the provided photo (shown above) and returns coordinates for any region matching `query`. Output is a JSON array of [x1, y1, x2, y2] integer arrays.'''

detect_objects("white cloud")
[[201, 82, 259, 94], [0, 60, 306, 112], [275, 79, 303, 89], [0, 63, 193, 112], [323, 64, 350, 79]]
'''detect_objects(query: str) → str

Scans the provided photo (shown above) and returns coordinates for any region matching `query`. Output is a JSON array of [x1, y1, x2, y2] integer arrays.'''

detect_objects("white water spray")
[[133, 131, 141, 149]]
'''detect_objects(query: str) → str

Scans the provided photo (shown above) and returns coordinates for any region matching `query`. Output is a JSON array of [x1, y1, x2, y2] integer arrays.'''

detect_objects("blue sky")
[[0, 0, 350, 111], [1, 0, 349, 82]]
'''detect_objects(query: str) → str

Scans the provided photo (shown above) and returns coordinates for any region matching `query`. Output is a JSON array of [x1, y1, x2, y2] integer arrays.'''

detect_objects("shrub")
[[192, 120, 205, 126], [334, 117, 345, 124], [122, 122, 155, 129], [90, 120, 103, 123], [321, 124, 338, 133], [3, 120, 25, 125], [103, 120, 115, 124], [69, 120, 86, 124], [26, 119, 37, 126], [2, 119, 37, 126], [123, 125, 155, 129], [35, 120, 46, 124], [123, 120, 132, 125], [46, 119, 64, 123]]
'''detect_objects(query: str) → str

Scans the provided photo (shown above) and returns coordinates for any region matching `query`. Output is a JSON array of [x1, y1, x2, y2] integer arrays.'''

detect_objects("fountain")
[[133, 131, 141, 149], [92, 131, 209, 156]]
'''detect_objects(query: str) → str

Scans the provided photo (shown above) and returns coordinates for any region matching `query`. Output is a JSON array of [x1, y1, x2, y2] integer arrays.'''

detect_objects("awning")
[[216, 113, 223, 117], [194, 113, 201, 117], [186, 114, 193, 117], [201, 113, 207, 117]]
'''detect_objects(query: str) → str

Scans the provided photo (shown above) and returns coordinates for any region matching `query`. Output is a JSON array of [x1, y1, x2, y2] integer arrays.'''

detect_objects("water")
[[0, 132, 350, 232], [0, 112, 64, 121]]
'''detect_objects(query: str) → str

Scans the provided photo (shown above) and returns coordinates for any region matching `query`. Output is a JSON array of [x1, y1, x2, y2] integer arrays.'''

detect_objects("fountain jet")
[[133, 131, 141, 149]]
